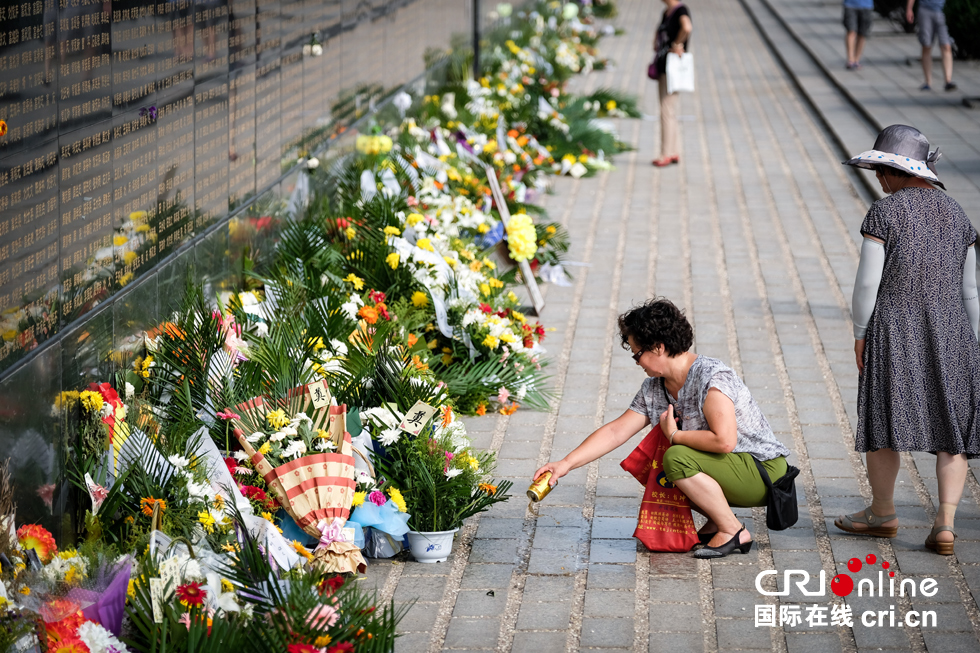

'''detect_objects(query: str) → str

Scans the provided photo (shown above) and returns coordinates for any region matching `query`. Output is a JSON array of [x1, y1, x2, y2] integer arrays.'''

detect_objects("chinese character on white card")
[[309, 379, 332, 409], [398, 400, 437, 436], [149, 578, 165, 624]]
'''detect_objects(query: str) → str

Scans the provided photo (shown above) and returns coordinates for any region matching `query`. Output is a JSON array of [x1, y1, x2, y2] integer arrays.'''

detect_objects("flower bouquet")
[[373, 408, 512, 561], [230, 388, 366, 574]]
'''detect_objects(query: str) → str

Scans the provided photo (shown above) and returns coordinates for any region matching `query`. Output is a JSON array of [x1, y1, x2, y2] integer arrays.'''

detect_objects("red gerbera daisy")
[[287, 645, 319, 653], [175, 582, 206, 607]]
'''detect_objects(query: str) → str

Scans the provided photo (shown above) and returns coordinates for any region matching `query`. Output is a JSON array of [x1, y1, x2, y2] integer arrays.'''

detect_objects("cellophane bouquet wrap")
[[230, 387, 365, 574]]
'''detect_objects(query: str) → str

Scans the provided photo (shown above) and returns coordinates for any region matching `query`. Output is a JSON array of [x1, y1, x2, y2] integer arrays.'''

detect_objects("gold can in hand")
[[527, 472, 555, 502]]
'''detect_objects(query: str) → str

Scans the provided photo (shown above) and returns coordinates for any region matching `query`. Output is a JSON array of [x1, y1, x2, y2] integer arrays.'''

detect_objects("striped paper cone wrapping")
[[232, 398, 365, 574]]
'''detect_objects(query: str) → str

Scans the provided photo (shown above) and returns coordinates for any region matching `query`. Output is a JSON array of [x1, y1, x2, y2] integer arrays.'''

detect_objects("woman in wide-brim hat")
[[835, 124, 979, 556]]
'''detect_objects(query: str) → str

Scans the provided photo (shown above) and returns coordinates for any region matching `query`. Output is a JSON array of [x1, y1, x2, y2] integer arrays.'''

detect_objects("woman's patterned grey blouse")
[[628, 356, 791, 461]]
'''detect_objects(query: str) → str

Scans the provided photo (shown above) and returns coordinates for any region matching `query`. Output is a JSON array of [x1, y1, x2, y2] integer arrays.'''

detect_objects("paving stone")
[[476, 518, 526, 540], [588, 563, 637, 590], [648, 602, 703, 632], [468, 539, 521, 564], [920, 632, 980, 653], [583, 589, 635, 618], [579, 617, 634, 648], [716, 618, 772, 649], [785, 632, 843, 653], [515, 599, 573, 630], [510, 631, 569, 653], [714, 590, 760, 618], [460, 563, 516, 590], [589, 539, 638, 563], [394, 574, 450, 602], [522, 575, 577, 602], [394, 632, 432, 653], [648, 632, 704, 653], [444, 617, 501, 648], [532, 526, 586, 549], [527, 549, 582, 574], [398, 601, 441, 632], [592, 516, 637, 539]]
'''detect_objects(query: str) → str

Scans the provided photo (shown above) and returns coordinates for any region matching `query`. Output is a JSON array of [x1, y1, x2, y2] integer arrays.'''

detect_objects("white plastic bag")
[[666, 52, 695, 94]]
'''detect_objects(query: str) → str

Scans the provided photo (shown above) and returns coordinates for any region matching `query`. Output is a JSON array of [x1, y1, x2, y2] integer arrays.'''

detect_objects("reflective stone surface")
[[0, 0, 473, 536]]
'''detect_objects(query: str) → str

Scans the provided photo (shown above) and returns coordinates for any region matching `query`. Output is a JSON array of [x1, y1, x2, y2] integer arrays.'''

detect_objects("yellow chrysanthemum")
[[479, 283, 491, 297], [416, 238, 434, 252], [406, 213, 424, 226], [388, 487, 407, 513], [477, 223, 490, 234], [411, 291, 429, 308], [79, 390, 104, 413], [265, 409, 289, 430], [352, 491, 366, 507], [385, 253, 400, 269], [383, 226, 401, 236], [483, 335, 499, 349], [259, 442, 272, 455], [505, 213, 538, 262]]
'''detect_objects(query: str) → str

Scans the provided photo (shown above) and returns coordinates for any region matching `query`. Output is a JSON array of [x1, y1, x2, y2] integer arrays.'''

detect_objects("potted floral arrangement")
[[374, 408, 511, 563]]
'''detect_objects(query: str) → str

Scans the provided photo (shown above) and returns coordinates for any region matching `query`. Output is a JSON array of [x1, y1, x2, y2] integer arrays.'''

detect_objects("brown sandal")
[[834, 506, 898, 538], [925, 525, 956, 555]]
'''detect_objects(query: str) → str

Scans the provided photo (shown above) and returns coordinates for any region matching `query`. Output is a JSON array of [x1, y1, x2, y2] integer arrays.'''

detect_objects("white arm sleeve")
[[963, 244, 978, 339], [852, 238, 885, 339]]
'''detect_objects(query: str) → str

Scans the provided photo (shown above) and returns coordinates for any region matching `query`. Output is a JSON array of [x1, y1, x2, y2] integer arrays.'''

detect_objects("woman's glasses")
[[631, 350, 646, 363]]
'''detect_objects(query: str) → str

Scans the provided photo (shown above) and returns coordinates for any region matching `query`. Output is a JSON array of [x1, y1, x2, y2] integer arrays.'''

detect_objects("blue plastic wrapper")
[[474, 221, 505, 249], [348, 501, 411, 538]]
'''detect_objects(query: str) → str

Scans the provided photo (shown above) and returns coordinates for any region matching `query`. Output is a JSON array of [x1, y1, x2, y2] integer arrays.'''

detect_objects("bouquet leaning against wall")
[[229, 385, 366, 574]]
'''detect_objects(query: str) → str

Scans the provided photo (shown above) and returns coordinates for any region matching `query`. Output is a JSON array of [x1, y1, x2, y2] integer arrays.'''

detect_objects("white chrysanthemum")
[[445, 468, 463, 480], [233, 450, 249, 461], [186, 480, 212, 501], [282, 440, 307, 459], [379, 428, 402, 446], [168, 454, 190, 469], [124, 382, 135, 399], [181, 558, 204, 582], [246, 432, 264, 443], [329, 339, 348, 355], [78, 621, 130, 653]]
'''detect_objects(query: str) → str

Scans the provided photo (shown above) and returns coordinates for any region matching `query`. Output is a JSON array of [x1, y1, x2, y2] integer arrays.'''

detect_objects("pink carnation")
[[368, 490, 387, 507], [497, 387, 510, 404]]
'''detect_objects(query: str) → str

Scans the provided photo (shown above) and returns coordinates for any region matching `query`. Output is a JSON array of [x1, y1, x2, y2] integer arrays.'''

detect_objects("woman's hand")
[[533, 460, 571, 486], [670, 42, 684, 56], [659, 404, 677, 439], [854, 339, 865, 374]]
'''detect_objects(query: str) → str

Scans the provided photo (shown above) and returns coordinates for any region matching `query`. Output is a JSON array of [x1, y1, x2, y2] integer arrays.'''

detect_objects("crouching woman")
[[534, 298, 791, 558]]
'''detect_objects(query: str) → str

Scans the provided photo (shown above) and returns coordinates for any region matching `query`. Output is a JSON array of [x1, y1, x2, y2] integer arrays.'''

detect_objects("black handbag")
[[752, 457, 800, 531]]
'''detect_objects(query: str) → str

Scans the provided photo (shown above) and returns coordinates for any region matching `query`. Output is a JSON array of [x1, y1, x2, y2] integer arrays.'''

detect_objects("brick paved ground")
[[360, 1, 980, 650]]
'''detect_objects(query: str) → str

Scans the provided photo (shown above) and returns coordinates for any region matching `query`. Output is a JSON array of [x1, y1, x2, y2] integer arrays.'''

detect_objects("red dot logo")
[[882, 560, 890, 569], [831, 574, 854, 597], [865, 554, 877, 565], [847, 558, 863, 573], [889, 571, 895, 577]]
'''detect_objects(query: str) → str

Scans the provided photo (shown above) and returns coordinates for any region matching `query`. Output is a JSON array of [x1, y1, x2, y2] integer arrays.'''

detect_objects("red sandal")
[[652, 155, 679, 167]]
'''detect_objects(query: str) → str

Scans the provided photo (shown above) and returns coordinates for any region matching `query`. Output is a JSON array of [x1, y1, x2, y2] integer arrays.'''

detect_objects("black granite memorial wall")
[[0, 0, 483, 538]]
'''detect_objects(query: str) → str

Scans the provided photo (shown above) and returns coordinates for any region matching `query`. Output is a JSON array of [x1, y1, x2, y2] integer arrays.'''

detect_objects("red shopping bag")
[[620, 425, 699, 552]]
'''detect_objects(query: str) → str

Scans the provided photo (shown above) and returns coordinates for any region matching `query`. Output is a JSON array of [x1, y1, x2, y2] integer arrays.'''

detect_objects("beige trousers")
[[658, 76, 680, 158]]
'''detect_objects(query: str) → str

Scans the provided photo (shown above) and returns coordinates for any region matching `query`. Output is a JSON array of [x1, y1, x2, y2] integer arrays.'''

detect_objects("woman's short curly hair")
[[618, 297, 693, 357]]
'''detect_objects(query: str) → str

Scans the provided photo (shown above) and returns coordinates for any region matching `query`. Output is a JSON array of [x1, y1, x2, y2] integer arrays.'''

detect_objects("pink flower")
[[216, 409, 241, 420], [407, 196, 419, 207], [306, 603, 339, 629], [36, 484, 55, 511], [368, 490, 387, 507], [497, 387, 510, 404]]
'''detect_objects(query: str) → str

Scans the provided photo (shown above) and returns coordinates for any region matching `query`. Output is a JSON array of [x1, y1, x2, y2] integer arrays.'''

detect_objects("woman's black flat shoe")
[[693, 525, 753, 559]]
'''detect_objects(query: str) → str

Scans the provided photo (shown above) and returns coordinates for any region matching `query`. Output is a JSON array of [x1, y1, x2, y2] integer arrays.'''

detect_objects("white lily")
[[205, 572, 240, 613]]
